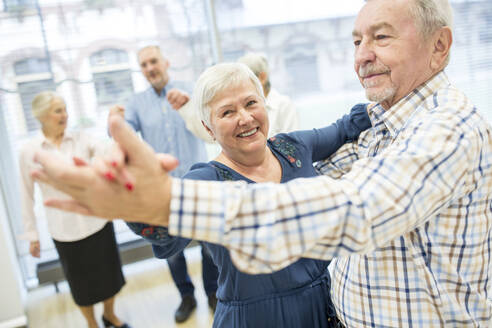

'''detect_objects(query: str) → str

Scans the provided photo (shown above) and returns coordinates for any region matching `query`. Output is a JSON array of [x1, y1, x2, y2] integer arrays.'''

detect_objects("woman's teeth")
[[239, 128, 257, 137]]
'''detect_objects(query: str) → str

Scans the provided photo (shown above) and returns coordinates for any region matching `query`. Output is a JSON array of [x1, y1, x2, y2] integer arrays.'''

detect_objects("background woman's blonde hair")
[[31, 91, 62, 120]]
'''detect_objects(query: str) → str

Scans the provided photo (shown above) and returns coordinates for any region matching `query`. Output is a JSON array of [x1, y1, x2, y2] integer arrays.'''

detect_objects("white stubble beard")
[[359, 63, 397, 104]]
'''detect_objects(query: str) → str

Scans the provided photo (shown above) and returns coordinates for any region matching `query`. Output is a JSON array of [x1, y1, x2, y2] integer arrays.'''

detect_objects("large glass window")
[[284, 43, 320, 95], [214, 0, 492, 127], [0, 0, 213, 287]]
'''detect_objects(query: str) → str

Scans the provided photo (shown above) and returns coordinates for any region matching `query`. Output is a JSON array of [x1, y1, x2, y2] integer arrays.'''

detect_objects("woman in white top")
[[19, 91, 130, 328]]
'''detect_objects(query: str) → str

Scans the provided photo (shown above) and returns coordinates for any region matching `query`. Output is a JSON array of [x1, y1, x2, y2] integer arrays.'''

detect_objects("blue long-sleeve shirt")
[[127, 104, 371, 327]]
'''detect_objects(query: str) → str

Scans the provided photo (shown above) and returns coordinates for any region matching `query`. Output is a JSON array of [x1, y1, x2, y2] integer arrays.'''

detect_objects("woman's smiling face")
[[207, 81, 269, 161]]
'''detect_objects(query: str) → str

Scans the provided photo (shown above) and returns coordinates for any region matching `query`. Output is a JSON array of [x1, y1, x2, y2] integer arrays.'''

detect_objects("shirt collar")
[[149, 82, 172, 98], [368, 71, 450, 137], [39, 130, 75, 148]]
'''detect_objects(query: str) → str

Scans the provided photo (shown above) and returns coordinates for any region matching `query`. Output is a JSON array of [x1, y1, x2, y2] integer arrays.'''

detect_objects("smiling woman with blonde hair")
[[19, 91, 130, 328]]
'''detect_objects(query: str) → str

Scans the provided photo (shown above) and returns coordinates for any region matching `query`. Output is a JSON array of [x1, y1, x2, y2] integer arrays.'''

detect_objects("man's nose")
[[355, 40, 376, 68]]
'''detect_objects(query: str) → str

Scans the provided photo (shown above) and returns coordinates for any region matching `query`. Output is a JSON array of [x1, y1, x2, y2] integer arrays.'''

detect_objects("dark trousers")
[[167, 243, 218, 297]]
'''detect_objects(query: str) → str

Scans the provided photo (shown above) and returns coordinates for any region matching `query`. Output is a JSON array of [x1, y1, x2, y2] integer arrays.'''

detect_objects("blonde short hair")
[[31, 91, 63, 119]]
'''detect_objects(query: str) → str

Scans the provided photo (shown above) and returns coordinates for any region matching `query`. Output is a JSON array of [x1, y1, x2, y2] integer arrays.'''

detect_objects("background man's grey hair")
[[192, 63, 265, 128], [31, 91, 62, 119], [237, 53, 269, 77], [137, 45, 162, 58]]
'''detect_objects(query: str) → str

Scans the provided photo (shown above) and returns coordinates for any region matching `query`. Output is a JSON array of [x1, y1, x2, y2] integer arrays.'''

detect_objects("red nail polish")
[[111, 161, 117, 167], [125, 183, 134, 191], [105, 172, 114, 180]]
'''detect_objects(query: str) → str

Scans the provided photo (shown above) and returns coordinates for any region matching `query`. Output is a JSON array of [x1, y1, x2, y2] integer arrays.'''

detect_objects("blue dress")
[[127, 104, 371, 328]]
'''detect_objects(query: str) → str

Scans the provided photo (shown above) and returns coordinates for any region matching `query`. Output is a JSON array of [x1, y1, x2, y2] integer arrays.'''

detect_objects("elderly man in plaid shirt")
[[34, 0, 491, 326]]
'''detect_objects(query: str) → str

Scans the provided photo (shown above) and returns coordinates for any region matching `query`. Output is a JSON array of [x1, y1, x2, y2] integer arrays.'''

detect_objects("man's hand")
[[30, 241, 40, 258], [167, 88, 190, 110], [32, 115, 176, 226], [108, 105, 125, 129], [109, 105, 125, 118]]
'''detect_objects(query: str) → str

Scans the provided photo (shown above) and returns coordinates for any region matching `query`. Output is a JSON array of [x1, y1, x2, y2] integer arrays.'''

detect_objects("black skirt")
[[53, 222, 125, 306]]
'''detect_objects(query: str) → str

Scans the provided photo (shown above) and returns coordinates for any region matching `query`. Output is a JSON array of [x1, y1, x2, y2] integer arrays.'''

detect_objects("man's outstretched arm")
[[167, 107, 480, 274]]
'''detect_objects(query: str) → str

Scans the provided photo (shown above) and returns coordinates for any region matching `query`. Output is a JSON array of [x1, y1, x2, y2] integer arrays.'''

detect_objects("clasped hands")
[[32, 115, 176, 227]]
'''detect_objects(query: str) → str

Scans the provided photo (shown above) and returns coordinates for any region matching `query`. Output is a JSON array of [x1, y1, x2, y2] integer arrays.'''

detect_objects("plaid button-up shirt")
[[169, 71, 492, 327]]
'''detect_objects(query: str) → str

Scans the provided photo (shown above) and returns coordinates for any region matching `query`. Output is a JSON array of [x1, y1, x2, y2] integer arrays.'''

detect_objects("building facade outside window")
[[2, 0, 34, 12], [90, 48, 134, 106], [14, 57, 55, 134]]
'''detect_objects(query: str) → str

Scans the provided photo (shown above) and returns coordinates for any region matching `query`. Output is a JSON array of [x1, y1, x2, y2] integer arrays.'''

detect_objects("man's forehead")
[[139, 48, 161, 63], [353, 0, 411, 35], [352, 21, 398, 37]]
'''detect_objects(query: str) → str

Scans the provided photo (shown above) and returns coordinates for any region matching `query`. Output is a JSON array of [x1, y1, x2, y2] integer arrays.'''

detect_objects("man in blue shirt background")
[[110, 45, 218, 323]]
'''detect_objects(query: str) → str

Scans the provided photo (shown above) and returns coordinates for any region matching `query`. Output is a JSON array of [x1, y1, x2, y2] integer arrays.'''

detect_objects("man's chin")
[[365, 87, 395, 104], [150, 80, 165, 90]]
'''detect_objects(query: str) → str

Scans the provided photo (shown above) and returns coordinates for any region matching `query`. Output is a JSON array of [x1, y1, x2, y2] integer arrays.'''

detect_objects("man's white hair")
[[367, 0, 454, 66], [192, 63, 265, 128], [409, 0, 453, 39]]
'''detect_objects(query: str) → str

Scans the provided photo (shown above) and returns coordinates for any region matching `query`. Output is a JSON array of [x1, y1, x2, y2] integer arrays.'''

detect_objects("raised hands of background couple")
[[31, 115, 178, 226], [29, 240, 41, 258], [166, 88, 190, 110]]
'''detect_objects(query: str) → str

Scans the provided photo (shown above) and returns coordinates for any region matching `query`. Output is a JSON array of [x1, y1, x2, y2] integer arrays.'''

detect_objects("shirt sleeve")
[[168, 108, 479, 274], [125, 221, 191, 259], [126, 163, 217, 259], [18, 146, 39, 242], [288, 103, 371, 162], [125, 97, 141, 132]]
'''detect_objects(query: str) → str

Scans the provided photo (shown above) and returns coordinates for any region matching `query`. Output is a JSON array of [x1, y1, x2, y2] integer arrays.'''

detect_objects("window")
[[216, 0, 243, 10], [222, 49, 245, 62], [90, 49, 134, 106], [14, 58, 55, 134], [3, 0, 34, 12], [284, 44, 320, 95], [479, 12, 492, 44]]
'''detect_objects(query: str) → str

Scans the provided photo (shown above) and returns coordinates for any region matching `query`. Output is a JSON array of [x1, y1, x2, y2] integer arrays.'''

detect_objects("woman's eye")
[[222, 110, 232, 117], [353, 39, 361, 46], [246, 100, 257, 107], [376, 34, 388, 40]]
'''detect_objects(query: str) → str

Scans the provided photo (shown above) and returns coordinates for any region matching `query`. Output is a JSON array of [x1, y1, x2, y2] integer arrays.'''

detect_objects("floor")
[[26, 248, 214, 328]]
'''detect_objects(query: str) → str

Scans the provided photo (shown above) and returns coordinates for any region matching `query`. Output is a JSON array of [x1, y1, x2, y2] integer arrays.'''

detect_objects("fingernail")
[[111, 161, 117, 167], [105, 172, 114, 181], [125, 183, 134, 191]]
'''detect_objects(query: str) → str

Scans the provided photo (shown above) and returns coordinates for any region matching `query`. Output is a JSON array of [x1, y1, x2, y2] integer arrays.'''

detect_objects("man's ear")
[[163, 58, 170, 70], [430, 26, 452, 70], [202, 121, 215, 140]]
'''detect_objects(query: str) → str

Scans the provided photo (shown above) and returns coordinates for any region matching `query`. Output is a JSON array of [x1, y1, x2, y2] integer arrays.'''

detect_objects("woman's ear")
[[202, 121, 215, 141]]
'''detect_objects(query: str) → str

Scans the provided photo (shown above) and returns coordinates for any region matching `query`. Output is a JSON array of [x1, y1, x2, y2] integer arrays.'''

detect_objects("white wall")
[[0, 185, 27, 328], [0, 103, 27, 327]]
